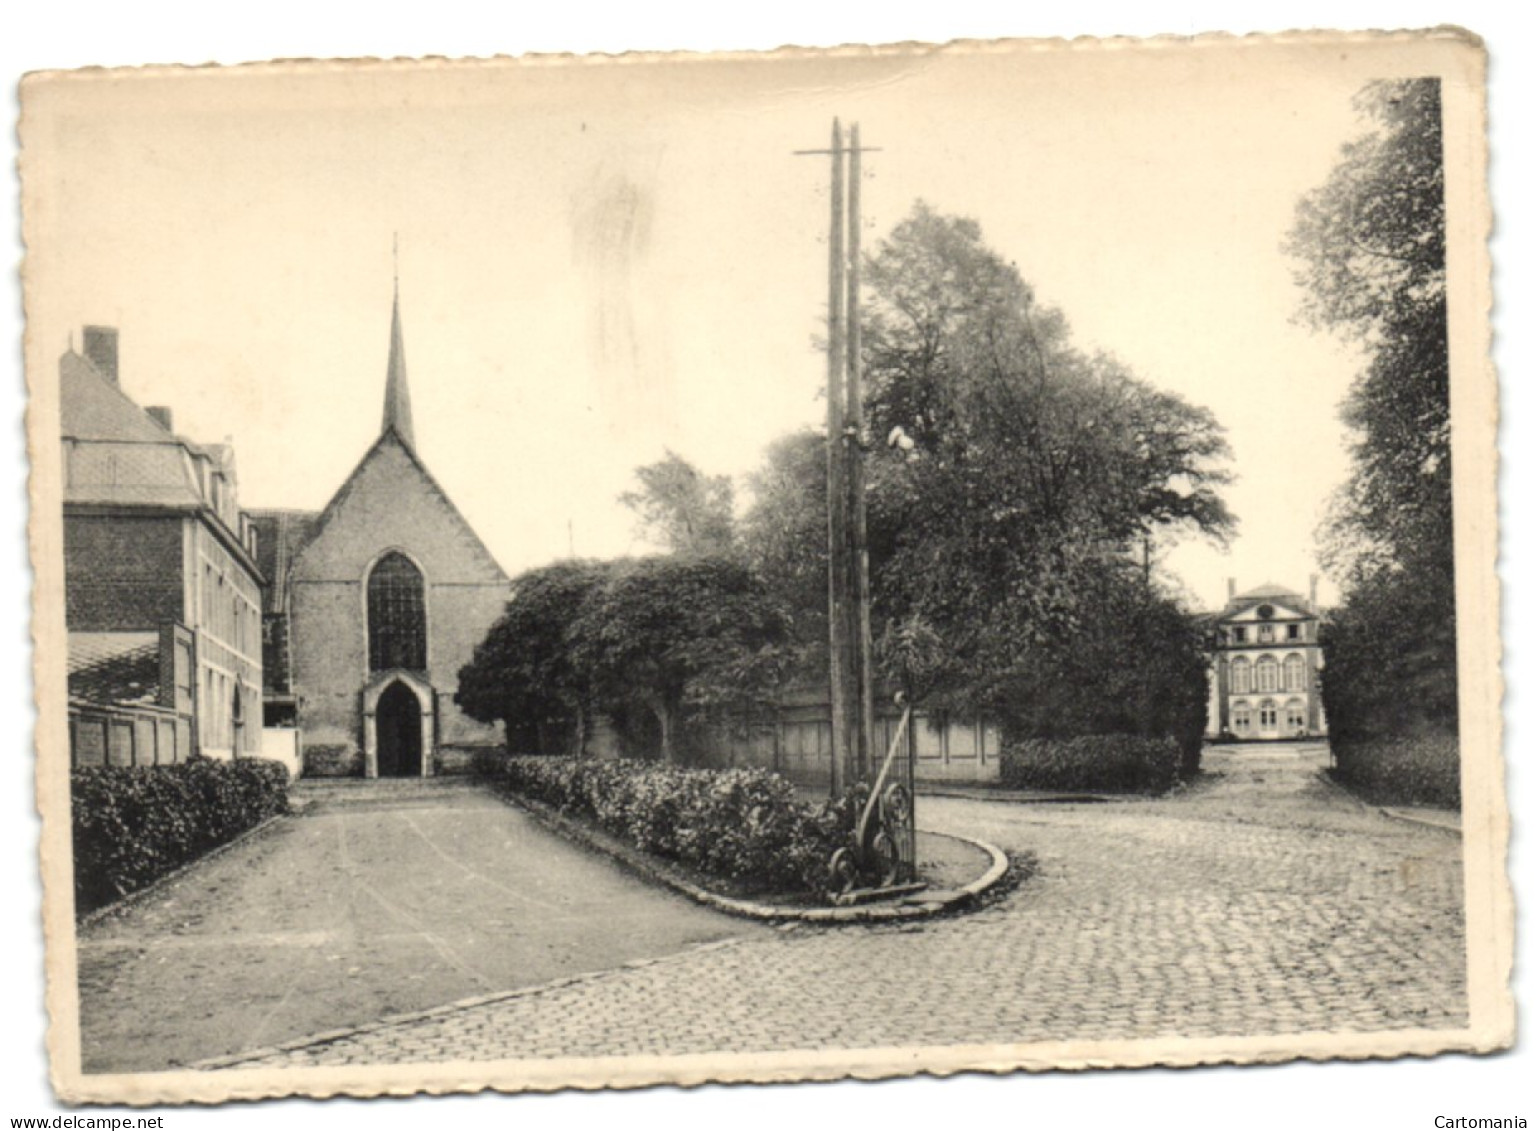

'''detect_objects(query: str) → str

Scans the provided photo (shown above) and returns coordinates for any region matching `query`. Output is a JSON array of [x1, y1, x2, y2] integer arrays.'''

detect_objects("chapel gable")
[[289, 431, 507, 587]]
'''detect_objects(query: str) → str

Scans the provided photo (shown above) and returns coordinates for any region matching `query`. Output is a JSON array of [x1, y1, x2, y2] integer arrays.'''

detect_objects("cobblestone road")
[[218, 744, 1466, 1067]]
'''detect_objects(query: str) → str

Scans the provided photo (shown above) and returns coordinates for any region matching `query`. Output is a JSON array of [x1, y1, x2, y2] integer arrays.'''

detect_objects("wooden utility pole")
[[824, 121, 851, 796], [845, 123, 876, 783], [798, 119, 880, 797]]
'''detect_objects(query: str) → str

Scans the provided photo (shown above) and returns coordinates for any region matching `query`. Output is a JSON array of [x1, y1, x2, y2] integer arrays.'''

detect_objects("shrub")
[[1332, 729, 1460, 809], [302, 744, 360, 778], [72, 757, 290, 915], [492, 756, 855, 895], [471, 746, 511, 780], [1000, 734, 1181, 795]]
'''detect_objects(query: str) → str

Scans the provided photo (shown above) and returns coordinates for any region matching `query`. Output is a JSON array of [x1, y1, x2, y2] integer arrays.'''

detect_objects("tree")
[[455, 560, 613, 754], [740, 429, 831, 661], [1286, 78, 1456, 740], [738, 202, 1232, 757], [568, 555, 789, 761], [995, 556, 1211, 773], [1288, 78, 1449, 582], [859, 203, 1233, 713], [619, 450, 736, 556]]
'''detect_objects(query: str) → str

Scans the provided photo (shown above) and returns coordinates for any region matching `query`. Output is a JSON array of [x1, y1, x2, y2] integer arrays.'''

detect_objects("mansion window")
[[1258, 624, 1275, 643], [1232, 626, 1247, 643], [368, 552, 427, 672], [1230, 658, 1252, 695], [1232, 702, 1252, 732], [1285, 699, 1307, 732], [1283, 654, 1306, 693], [1259, 700, 1278, 730], [1287, 624, 1301, 641], [1256, 656, 1279, 693]]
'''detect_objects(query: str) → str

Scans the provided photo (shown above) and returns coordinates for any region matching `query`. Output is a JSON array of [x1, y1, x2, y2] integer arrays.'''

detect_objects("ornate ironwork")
[[827, 703, 917, 896]]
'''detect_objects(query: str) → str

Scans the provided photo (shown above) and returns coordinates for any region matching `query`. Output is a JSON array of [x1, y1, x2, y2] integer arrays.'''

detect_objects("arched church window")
[[368, 552, 427, 672]]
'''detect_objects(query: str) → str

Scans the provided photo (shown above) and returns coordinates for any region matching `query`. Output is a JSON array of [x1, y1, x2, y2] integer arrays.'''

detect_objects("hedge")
[[487, 755, 856, 896], [72, 757, 290, 915], [301, 744, 361, 778], [1332, 730, 1461, 809], [1000, 734, 1182, 795]]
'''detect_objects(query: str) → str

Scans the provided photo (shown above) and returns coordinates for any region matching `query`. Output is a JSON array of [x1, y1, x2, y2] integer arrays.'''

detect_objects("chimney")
[[1226, 577, 1236, 604], [1309, 573, 1319, 610], [82, 326, 119, 385], [146, 406, 174, 433]]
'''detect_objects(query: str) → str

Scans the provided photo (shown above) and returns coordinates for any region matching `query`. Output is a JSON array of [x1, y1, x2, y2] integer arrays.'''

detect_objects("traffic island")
[[495, 788, 1011, 924]]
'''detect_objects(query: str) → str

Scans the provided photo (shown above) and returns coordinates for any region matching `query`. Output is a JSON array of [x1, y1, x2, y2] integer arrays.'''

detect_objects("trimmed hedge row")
[[1000, 734, 1182, 795], [72, 757, 290, 915], [1332, 730, 1461, 810], [486, 755, 855, 896]]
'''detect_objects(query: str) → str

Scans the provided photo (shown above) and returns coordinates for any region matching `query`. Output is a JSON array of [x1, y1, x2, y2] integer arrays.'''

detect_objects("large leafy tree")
[[860, 203, 1233, 712], [1286, 78, 1456, 738], [455, 560, 613, 754], [1288, 78, 1449, 580], [739, 429, 830, 664], [618, 449, 737, 556], [740, 202, 1233, 747], [568, 555, 789, 761], [459, 554, 790, 762]]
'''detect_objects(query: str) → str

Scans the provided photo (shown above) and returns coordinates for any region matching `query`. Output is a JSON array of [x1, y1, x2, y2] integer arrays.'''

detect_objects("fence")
[[700, 688, 1002, 787], [69, 702, 192, 768]]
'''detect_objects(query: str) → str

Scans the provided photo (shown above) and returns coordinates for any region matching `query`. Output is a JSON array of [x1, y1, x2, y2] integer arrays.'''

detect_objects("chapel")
[[251, 285, 509, 777]]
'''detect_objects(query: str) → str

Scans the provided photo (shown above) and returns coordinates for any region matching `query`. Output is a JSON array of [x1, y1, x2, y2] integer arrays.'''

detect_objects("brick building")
[[61, 327, 264, 765], [1205, 580, 1328, 742], [252, 287, 509, 777]]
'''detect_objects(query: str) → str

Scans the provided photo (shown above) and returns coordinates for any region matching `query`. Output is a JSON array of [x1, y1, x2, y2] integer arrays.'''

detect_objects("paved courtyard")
[[77, 778, 757, 1073], [214, 743, 1466, 1068]]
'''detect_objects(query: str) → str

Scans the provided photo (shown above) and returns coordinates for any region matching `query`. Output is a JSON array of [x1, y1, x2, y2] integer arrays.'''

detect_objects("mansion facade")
[[1205, 580, 1328, 742]]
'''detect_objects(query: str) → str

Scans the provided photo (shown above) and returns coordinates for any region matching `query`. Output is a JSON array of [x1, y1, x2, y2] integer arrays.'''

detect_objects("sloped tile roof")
[[67, 632, 160, 708], [59, 351, 174, 444], [248, 509, 322, 612], [1235, 581, 1302, 602]]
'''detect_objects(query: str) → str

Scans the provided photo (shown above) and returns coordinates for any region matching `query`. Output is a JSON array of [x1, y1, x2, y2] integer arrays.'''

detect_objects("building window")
[[1285, 698, 1306, 733], [368, 552, 427, 672], [1284, 653, 1306, 693], [1258, 624, 1275, 643], [1256, 655, 1279, 693], [1232, 701, 1252, 733], [1230, 657, 1252, 695], [1232, 626, 1247, 643], [1287, 623, 1301, 641], [1259, 699, 1278, 731]]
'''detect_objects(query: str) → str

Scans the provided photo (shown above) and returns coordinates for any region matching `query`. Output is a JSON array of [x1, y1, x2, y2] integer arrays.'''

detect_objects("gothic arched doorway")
[[376, 681, 423, 777]]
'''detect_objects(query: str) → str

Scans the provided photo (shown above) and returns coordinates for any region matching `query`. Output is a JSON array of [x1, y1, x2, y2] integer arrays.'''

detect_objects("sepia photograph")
[[8, 10, 1523, 1120]]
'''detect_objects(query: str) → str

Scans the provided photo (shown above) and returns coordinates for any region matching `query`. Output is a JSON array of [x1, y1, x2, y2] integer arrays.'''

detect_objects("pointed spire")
[[382, 238, 416, 450]]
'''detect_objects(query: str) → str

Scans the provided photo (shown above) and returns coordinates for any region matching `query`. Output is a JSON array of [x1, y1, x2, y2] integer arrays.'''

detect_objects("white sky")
[[24, 43, 1439, 612]]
